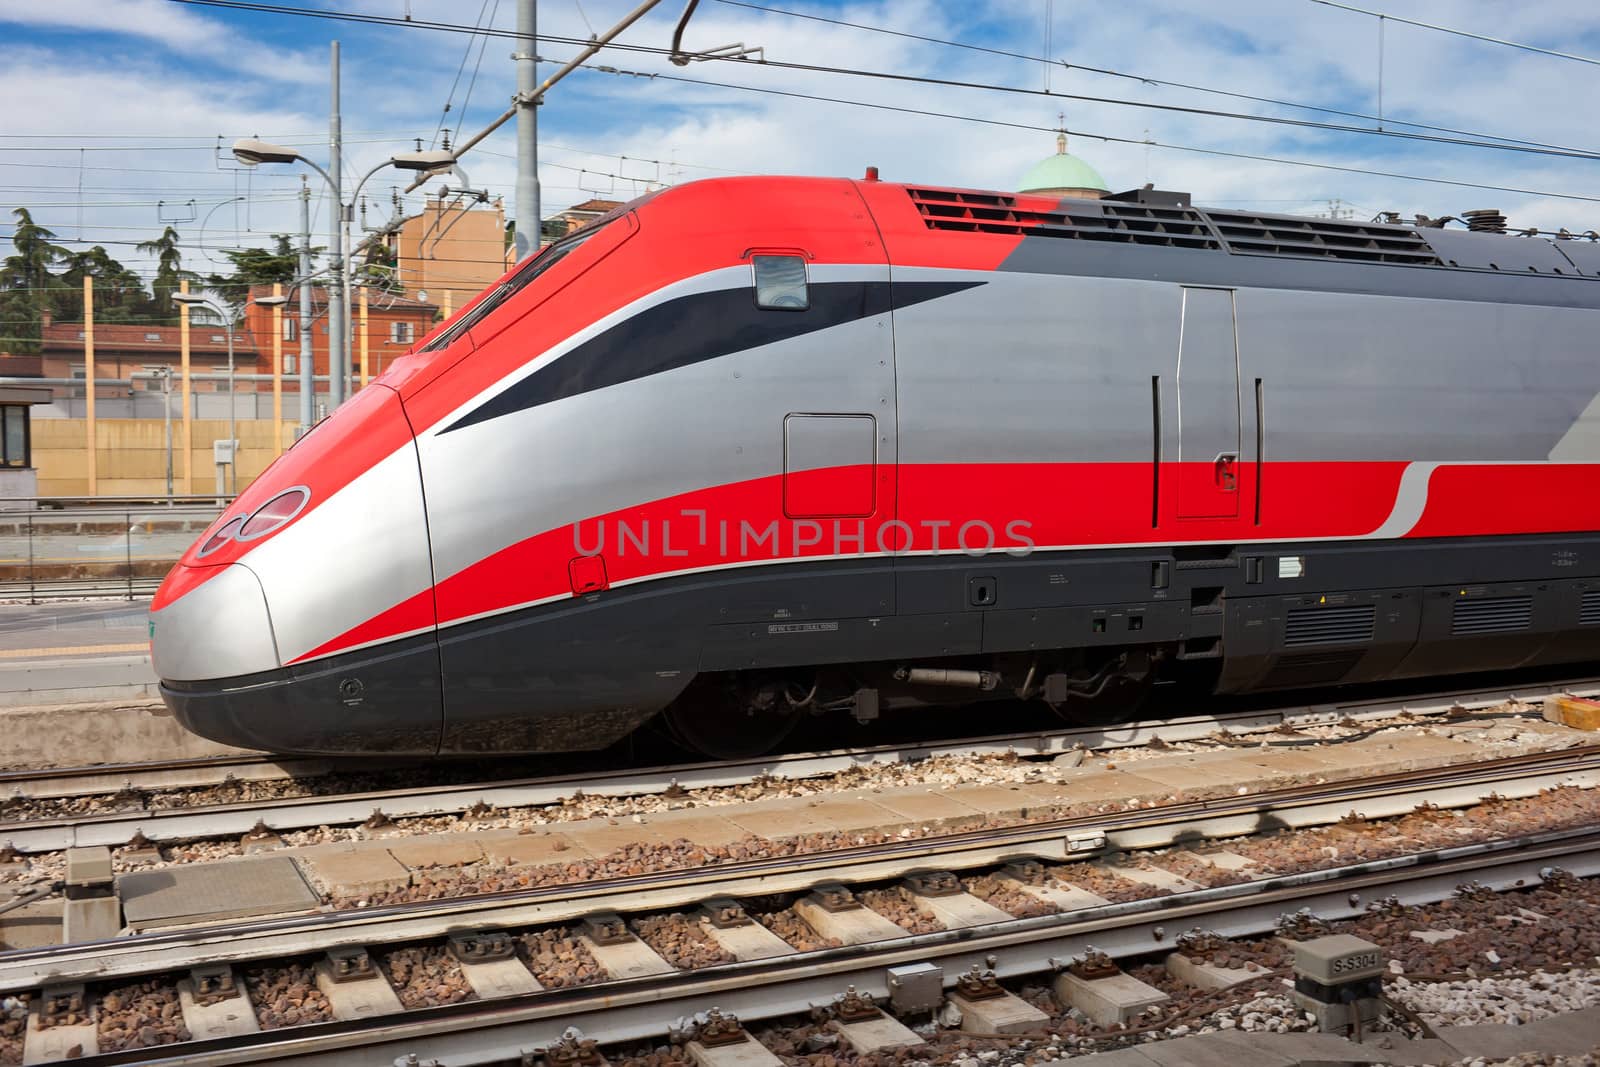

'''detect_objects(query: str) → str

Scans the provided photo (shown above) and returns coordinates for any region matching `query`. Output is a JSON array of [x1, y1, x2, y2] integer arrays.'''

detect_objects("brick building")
[[240, 285, 438, 384]]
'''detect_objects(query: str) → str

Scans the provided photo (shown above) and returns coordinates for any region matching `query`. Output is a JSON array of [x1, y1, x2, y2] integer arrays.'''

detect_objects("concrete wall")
[[0, 467, 38, 505], [33, 418, 297, 497]]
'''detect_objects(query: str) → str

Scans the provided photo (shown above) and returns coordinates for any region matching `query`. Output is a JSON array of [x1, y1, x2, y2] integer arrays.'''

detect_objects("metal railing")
[[0, 498, 227, 602]]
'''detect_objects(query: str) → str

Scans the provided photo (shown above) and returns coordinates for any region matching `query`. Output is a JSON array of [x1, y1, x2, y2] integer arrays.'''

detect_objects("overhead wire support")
[[403, 0, 667, 196]]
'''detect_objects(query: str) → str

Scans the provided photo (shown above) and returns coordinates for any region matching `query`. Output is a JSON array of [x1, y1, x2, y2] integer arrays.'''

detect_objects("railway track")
[[4, 743, 1600, 1064], [5, 675, 1596, 855]]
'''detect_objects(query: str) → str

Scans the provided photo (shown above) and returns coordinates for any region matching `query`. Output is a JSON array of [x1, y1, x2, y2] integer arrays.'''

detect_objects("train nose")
[[150, 563, 280, 683]]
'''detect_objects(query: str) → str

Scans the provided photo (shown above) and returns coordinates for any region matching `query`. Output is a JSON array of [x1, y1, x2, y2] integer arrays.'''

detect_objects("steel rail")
[[51, 824, 1600, 1066], [5, 676, 1593, 853], [5, 742, 1598, 993]]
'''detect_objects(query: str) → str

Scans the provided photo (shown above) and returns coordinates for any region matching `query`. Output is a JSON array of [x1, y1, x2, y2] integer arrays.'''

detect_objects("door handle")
[[1214, 452, 1238, 491]]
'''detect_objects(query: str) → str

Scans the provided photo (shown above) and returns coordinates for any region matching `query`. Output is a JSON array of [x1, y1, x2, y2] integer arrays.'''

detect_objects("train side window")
[[753, 255, 809, 311]]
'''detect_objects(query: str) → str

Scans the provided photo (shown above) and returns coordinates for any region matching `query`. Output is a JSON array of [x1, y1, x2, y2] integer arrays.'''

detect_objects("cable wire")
[[1308, 0, 1600, 68], [163, 0, 1600, 165], [583, 64, 1600, 204], [714, 0, 1594, 156]]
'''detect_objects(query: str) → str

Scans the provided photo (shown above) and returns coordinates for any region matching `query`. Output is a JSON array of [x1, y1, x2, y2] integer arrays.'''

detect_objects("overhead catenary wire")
[[581, 64, 1600, 205], [1308, 0, 1600, 69], [713, 0, 1596, 158], [164, 0, 1600, 165]]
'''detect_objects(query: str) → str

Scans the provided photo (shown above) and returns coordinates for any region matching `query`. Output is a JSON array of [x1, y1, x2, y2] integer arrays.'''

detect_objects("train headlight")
[[238, 487, 312, 541], [196, 516, 244, 558]]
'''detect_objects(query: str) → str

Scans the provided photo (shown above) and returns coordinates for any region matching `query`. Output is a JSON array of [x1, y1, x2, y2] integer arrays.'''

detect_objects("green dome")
[[1019, 135, 1109, 194]]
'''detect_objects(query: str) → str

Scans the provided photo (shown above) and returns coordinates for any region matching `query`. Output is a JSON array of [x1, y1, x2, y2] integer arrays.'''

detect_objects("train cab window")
[[419, 227, 599, 354], [752, 255, 809, 311]]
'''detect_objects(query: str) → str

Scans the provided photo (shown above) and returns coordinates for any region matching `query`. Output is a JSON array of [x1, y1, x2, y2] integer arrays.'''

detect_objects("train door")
[[1175, 287, 1242, 520]]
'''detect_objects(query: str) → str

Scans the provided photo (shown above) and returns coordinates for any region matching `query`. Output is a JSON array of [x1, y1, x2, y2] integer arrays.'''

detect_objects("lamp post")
[[231, 139, 452, 411], [172, 292, 286, 495]]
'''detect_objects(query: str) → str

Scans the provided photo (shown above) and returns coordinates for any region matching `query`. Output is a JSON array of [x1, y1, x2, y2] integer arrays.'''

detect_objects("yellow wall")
[[33, 418, 297, 497]]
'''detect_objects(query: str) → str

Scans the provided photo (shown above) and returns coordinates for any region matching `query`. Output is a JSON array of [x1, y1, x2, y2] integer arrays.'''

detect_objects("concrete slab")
[[1134, 1033, 1296, 1067], [941, 783, 1067, 819], [0, 696, 252, 772], [119, 856, 320, 928], [829, 1015, 925, 1053], [686, 1036, 785, 1067], [176, 977, 260, 1040], [866, 788, 987, 830], [951, 990, 1050, 1035], [645, 813, 755, 848], [456, 957, 542, 999], [0, 898, 62, 951], [1054, 971, 1169, 1028], [1197, 1031, 1387, 1064], [479, 831, 595, 867], [699, 918, 796, 962], [1102, 863, 1203, 893], [61, 895, 120, 942], [314, 959, 404, 1021], [579, 934, 676, 979], [728, 797, 897, 840], [300, 848, 411, 898], [1435, 1004, 1600, 1059], [386, 837, 485, 869], [793, 895, 909, 945], [568, 822, 673, 856], [907, 889, 1011, 929], [1165, 952, 1270, 991]]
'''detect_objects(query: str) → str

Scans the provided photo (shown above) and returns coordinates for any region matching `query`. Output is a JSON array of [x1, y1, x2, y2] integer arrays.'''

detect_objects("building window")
[[752, 255, 809, 310], [0, 406, 30, 468], [390, 321, 414, 344], [283, 318, 298, 342]]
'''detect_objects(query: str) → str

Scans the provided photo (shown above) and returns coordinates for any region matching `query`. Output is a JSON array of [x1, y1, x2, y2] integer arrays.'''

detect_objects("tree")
[[59, 246, 149, 323], [136, 226, 199, 320], [354, 241, 403, 294], [206, 235, 302, 300], [0, 208, 70, 354]]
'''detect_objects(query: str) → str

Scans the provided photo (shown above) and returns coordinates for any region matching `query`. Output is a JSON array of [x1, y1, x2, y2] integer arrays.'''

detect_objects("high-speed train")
[[151, 174, 1600, 757]]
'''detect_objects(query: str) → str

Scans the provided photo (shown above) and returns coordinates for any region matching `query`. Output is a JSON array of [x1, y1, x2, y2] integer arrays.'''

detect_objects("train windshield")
[[419, 228, 602, 354]]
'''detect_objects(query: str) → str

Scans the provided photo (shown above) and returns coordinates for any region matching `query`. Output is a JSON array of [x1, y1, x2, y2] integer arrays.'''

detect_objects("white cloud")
[[0, 0, 324, 83]]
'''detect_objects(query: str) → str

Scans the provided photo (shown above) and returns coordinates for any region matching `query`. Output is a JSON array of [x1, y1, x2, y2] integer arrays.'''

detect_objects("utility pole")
[[298, 178, 315, 435], [515, 0, 540, 259], [327, 40, 346, 410]]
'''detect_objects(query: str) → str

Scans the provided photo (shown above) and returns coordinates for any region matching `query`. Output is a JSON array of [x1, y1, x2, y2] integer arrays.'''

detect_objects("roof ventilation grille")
[[1202, 209, 1442, 266], [906, 187, 1220, 250]]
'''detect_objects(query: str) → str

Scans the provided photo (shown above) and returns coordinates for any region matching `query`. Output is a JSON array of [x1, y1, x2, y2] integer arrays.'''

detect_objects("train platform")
[[0, 598, 259, 767], [0, 600, 156, 706]]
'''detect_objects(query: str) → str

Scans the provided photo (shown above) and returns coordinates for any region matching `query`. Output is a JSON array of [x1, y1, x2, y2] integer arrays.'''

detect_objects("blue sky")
[[3, 0, 1600, 285]]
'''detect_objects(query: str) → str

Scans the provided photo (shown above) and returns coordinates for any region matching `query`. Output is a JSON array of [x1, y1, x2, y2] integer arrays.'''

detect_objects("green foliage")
[[206, 235, 303, 298], [136, 226, 200, 320]]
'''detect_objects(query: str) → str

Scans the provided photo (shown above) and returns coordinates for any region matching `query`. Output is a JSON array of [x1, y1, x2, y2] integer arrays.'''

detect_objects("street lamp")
[[230, 138, 451, 409], [172, 291, 284, 495]]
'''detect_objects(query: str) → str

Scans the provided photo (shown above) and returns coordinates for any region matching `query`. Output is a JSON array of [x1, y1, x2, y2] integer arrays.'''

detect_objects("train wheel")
[[663, 681, 801, 760]]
